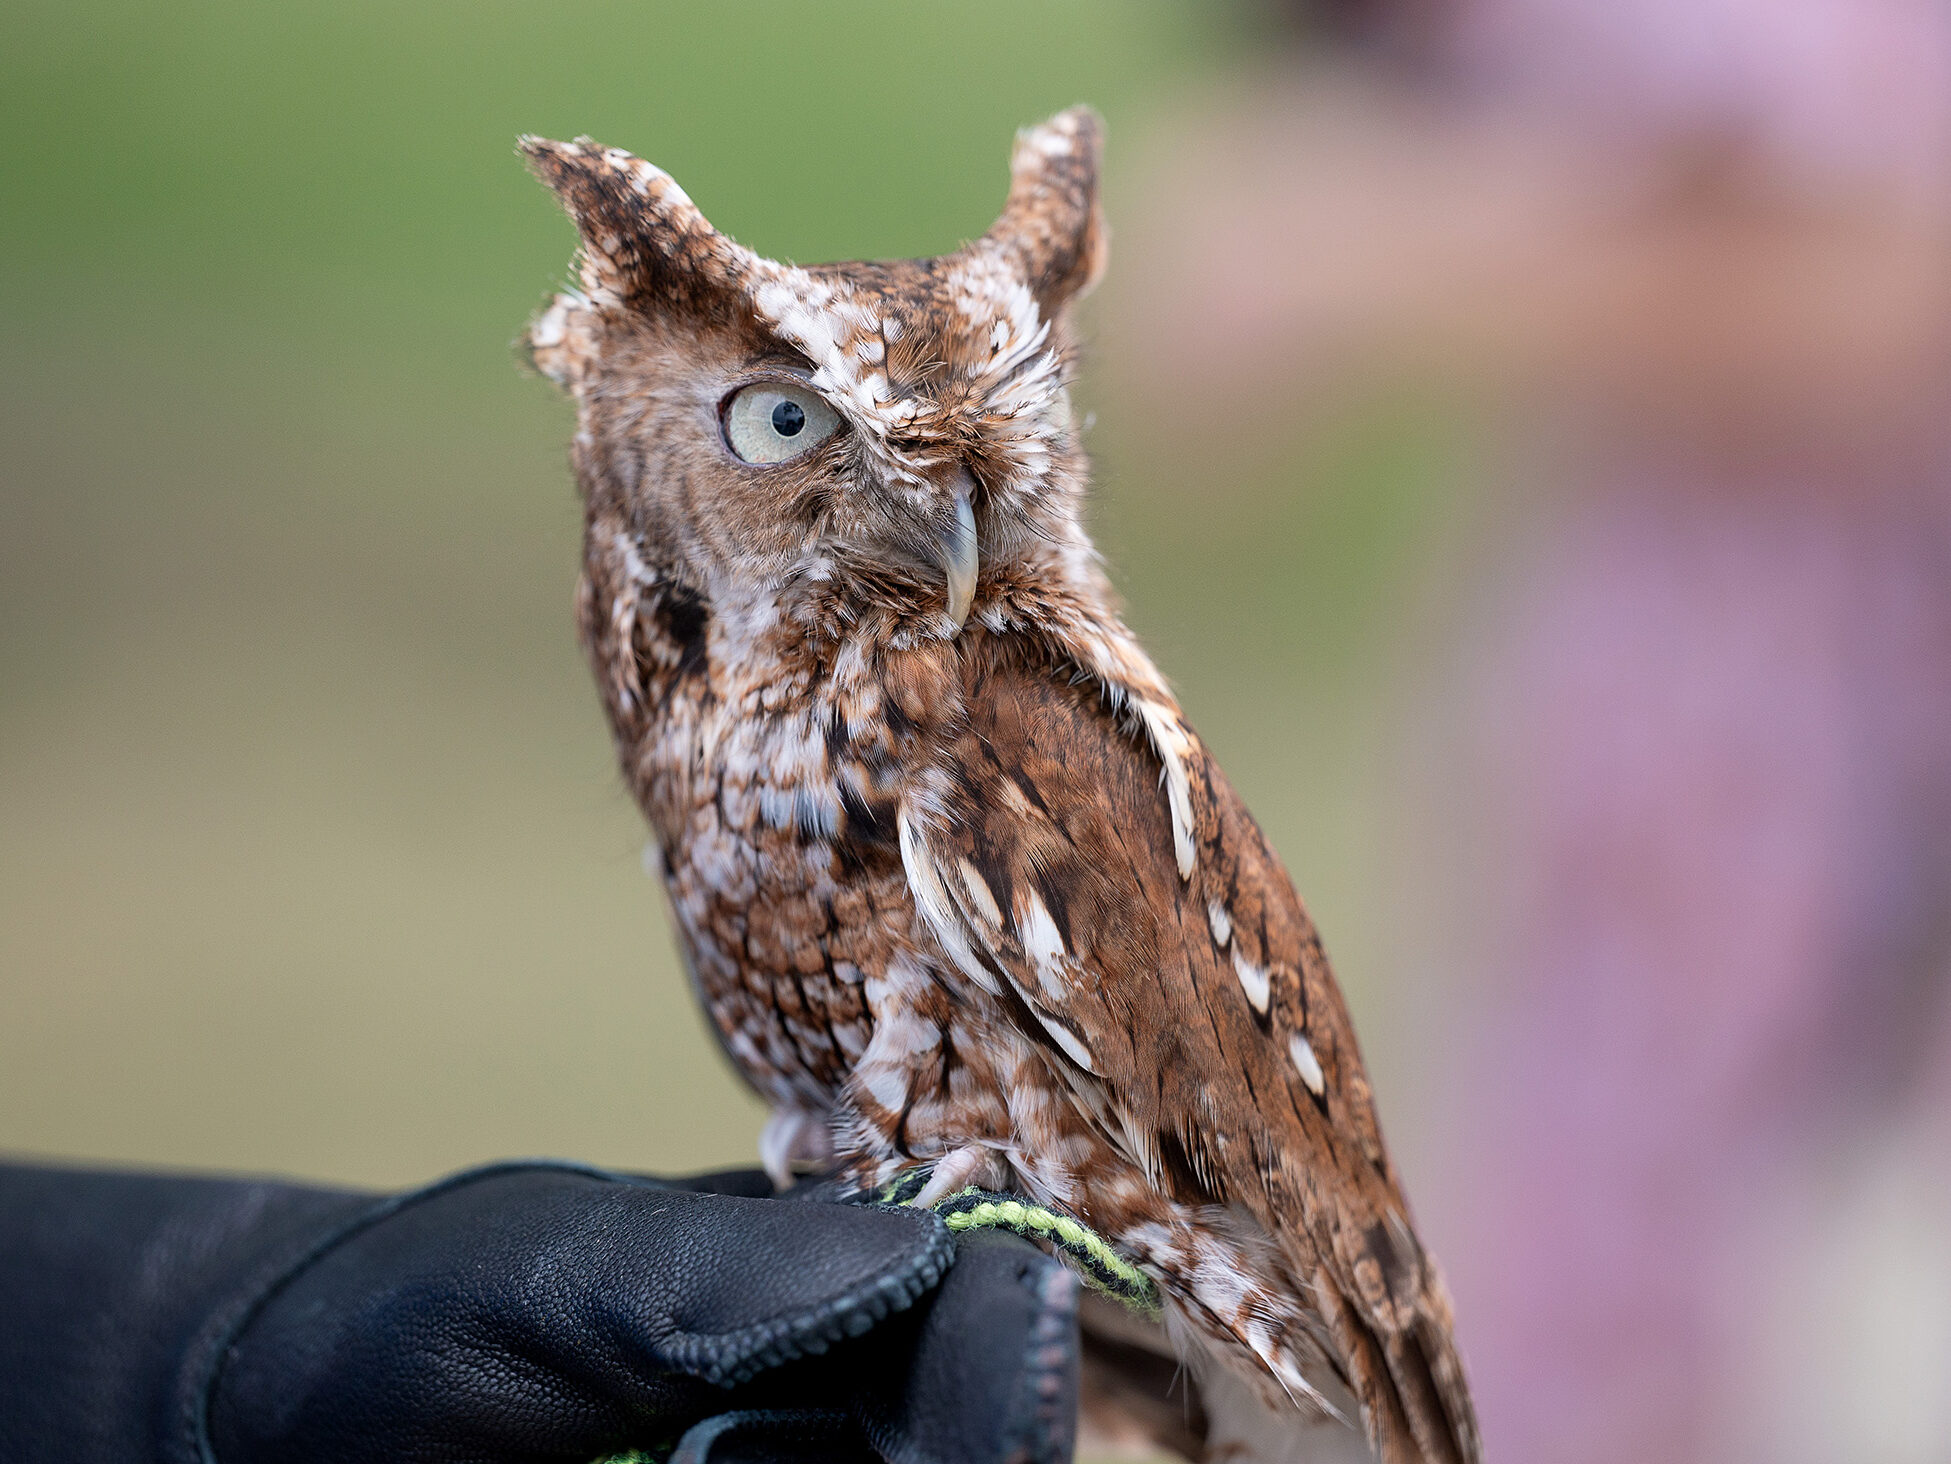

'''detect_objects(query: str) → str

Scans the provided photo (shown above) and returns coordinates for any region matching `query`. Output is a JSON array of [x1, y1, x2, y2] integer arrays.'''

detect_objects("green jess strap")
[[879, 1170, 1161, 1318]]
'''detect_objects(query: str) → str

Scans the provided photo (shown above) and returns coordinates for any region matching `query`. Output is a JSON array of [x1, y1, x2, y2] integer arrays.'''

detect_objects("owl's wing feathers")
[[910, 643, 1479, 1464]]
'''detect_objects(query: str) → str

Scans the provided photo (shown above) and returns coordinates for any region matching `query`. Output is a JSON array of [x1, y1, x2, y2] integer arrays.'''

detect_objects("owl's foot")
[[758, 1106, 833, 1190], [910, 1144, 1008, 1208]]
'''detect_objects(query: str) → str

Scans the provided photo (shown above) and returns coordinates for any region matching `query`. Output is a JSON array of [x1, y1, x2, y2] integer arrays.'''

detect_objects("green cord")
[[879, 1169, 1162, 1318]]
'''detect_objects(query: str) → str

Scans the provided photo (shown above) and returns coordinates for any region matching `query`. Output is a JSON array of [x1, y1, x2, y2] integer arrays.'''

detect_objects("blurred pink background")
[[1107, 2, 1951, 1457]]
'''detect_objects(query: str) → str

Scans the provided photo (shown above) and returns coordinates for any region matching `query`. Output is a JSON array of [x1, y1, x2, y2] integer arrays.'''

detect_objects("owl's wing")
[[906, 643, 1479, 1464]]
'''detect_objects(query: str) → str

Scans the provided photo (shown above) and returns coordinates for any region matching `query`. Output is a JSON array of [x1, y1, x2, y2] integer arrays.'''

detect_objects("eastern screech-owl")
[[522, 108, 1479, 1464]]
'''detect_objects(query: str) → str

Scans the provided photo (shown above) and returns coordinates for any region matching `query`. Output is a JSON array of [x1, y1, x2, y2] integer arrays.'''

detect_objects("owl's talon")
[[909, 1145, 1003, 1208], [759, 1107, 833, 1191]]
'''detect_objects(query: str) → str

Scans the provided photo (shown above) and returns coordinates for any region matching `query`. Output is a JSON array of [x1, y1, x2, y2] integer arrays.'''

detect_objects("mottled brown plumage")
[[522, 109, 1480, 1463]]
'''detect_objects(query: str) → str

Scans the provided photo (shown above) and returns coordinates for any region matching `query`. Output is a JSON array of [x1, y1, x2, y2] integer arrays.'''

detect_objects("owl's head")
[[522, 107, 1107, 639]]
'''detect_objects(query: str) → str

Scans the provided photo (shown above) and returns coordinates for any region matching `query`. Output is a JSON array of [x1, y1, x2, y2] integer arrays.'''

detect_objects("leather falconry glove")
[[0, 1158, 1080, 1464]]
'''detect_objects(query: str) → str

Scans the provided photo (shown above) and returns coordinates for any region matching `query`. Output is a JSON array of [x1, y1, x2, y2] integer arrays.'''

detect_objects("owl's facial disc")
[[715, 363, 979, 633], [524, 108, 1104, 635]]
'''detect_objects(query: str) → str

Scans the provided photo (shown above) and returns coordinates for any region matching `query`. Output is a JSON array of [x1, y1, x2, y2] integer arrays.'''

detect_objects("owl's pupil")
[[771, 400, 806, 437]]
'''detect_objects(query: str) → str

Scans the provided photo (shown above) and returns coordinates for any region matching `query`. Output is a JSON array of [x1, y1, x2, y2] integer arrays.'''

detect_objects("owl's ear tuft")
[[519, 135, 754, 315], [980, 106, 1108, 314]]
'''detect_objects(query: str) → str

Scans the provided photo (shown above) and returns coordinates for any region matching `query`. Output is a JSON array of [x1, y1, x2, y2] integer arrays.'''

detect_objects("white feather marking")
[[1137, 699, 1197, 878], [858, 1060, 912, 1113], [898, 809, 1002, 996], [1015, 890, 1069, 1001], [1034, 1010, 1097, 1073], [1232, 947, 1271, 1016], [1206, 898, 1232, 947], [1023, 119, 1078, 158], [957, 857, 1004, 928], [529, 297, 568, 349], [1269, 1348, 1345, 1420], [1197, 1249, 1254, 1319], [1288, 1031, 1326, 1096], [985, 895, 1094, 1076], [889, 1007, 942, 1056]]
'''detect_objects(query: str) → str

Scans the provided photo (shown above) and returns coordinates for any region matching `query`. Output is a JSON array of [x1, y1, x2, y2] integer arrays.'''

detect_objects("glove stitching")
[[662, 1206, 955, 1386], [179, 1162, 956, 1456], [998, 1260, 1081, 1464], [850, 1234, 1083, 1464]]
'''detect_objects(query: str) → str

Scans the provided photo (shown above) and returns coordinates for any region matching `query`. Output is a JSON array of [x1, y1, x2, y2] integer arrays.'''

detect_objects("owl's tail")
[[1314, 1259, 1482, 1464], [1148, 1210, 1480, 1462]]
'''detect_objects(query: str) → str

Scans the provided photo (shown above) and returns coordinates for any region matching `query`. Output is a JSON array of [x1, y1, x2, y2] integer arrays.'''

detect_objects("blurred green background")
[[0, 1, 1461, 1186]]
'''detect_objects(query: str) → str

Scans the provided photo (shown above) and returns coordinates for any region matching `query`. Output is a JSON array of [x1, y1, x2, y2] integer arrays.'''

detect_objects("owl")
[[521, 109, 1480, 1464]]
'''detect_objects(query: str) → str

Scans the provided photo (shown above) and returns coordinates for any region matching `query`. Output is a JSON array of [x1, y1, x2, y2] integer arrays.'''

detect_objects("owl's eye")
[[723, 382, 841, 465]]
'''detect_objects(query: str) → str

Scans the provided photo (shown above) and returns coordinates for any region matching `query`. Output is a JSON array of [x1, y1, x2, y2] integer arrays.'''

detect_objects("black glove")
[[0, 1158, 1080, 1464]]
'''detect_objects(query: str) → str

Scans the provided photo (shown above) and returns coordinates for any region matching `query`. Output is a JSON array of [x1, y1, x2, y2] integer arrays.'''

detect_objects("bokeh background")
[[6, 2, 1950, 1460]]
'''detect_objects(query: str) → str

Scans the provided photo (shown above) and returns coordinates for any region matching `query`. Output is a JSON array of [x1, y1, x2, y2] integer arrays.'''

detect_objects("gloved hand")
[[0, 1159, 1080, 1464]]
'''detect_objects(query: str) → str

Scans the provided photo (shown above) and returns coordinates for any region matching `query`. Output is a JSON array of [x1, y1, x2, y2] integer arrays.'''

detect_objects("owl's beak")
[[938, 470, 979, 635]]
